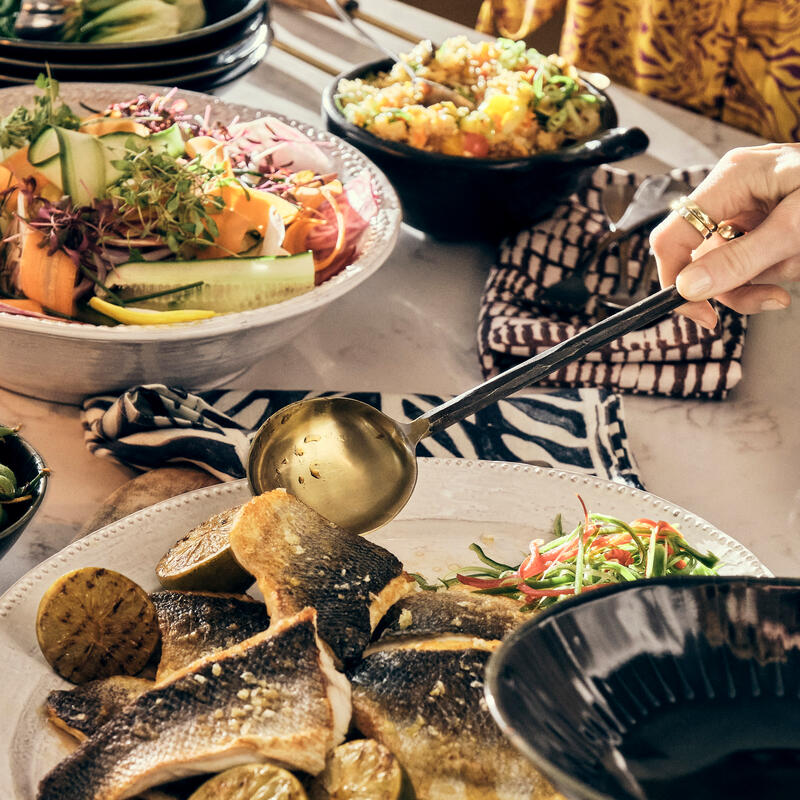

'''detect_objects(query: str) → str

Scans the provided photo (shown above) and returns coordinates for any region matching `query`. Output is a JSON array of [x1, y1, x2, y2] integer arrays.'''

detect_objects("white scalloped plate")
[[0, 459, 770, 798], [0, 83, 402, 404]]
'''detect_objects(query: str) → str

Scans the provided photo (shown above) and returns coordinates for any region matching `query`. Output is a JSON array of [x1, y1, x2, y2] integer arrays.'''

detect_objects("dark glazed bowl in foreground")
[[0, 430, 47, 559], [485, 577, 800, 800], [322, 58, 648, 240]]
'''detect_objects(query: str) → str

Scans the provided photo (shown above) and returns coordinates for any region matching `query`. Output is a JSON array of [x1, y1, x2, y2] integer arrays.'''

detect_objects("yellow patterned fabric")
[[477, 0, 800, 141]]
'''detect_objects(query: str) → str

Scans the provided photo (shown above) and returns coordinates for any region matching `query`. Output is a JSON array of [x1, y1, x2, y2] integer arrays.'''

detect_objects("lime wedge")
[[189, 763, 308, 800], [155, 505, 252, 592]]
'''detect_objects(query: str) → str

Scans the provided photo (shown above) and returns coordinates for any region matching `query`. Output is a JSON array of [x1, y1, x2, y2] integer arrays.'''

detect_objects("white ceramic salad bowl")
[[0, 83, 402, 404]]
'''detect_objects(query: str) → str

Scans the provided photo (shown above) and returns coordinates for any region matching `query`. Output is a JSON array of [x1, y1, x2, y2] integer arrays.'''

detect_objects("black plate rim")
[[0, 0, 267, 53], [0, 28, 270, 89], [0, 12, 267, 71]]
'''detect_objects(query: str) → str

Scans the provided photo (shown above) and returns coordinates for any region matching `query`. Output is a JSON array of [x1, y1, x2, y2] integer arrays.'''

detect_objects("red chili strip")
[[519, 540, 547, 578], [456, 574, 518, 589], [605, 548, 634, 566], [521, 584, 606, 598]]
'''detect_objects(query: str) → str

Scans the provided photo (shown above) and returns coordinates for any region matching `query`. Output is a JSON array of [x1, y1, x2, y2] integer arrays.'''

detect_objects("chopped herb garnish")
[[106, 144, 230, 258], [0, 75, 80, 151]]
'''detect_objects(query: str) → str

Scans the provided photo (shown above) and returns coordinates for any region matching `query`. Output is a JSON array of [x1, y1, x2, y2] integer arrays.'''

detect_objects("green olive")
[[0, 464, 17, 488], [0, 473, 17, 499]]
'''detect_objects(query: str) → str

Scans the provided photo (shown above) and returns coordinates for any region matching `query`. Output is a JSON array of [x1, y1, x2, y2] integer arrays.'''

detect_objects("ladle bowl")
[[247, 397, 426, 533]]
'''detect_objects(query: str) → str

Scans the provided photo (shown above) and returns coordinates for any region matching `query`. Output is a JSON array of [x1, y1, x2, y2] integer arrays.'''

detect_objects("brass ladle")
[[248, 286, 684, 533]]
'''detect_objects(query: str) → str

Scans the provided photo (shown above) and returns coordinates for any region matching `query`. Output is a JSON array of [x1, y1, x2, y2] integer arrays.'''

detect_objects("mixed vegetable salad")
[[415, 497, 720, 611], [0, 77, 377, 325], [1, 0, 206, 44]]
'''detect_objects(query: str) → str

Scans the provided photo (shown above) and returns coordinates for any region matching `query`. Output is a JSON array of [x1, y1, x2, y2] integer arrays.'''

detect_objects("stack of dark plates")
[[0, 0, 270, 90]]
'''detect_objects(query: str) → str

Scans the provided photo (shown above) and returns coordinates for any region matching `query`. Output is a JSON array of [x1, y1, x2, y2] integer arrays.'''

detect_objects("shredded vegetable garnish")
[[414, 497, 720, 612]]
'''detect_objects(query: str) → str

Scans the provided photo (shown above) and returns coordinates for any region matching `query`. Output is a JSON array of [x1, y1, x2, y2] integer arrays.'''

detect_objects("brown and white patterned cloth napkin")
[[478, 165, 746, 400]]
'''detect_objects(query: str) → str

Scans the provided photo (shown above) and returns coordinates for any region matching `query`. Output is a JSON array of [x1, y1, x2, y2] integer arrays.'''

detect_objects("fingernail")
[[761, 299, 789, 311], [676, 266, 713, 299]]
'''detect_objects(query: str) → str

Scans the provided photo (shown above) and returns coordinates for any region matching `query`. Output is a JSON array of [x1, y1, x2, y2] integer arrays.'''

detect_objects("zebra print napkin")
[[478, 165, 747, 399], [82, 384, 643, 488]]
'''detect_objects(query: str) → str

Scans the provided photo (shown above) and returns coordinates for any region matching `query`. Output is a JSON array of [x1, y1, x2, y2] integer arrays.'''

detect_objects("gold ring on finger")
[[670, 196, 743, 240]]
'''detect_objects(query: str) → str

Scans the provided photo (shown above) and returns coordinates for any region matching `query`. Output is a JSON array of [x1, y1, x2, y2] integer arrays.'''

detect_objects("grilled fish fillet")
[[46, 677, 154, 742], [350, 646, 561, 800], [371, 590, 523, 650], [229, 489, 413, 666], [38, 609, 351, 800], [151, 591, 268, 682]]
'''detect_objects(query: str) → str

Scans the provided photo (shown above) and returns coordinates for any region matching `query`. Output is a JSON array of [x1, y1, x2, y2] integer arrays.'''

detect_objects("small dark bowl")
[[0, 430, 48, 559], [486, 577, 800, 800], [322, 58, 649, 240]]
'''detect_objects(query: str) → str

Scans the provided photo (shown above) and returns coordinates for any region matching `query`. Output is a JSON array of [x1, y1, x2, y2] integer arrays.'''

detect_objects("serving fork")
[[538, 176, 691, 314], [602, 250, 659, 310]]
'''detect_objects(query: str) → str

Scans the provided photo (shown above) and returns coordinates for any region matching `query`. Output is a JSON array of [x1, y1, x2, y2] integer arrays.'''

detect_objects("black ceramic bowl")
[[486, 576, 800, 800], [0, 0, 269, 90], [322, 58, 648, 240], [0, 0, 267, 61], [0, 429, 47, 560]]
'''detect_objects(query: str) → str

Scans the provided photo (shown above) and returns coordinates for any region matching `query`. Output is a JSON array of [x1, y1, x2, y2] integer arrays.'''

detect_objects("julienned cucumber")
[[107, 253, 316, 313]]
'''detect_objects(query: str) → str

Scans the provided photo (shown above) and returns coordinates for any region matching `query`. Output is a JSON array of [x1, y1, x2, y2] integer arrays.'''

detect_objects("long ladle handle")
[[324, 0, 415, 81], [416, 286, 685, 437]]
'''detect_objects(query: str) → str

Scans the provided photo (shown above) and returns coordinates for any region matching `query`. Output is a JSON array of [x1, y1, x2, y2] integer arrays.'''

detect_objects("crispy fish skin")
[[151, 591, 268, 683], [373, 590, 523, 646], [47, 593, 270, 742], [46, 676, 154, 742], [38, 609, 351, 800], [229, 489, 413, 666], [350, 647, 561, 800]]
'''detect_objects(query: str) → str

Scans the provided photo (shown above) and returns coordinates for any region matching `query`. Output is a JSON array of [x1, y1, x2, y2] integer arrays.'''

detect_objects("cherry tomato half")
[[462, 132, 489, 158]]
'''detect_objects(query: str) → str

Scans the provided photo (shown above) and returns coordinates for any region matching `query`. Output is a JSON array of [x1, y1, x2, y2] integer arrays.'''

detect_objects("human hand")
[[650, 143, 800, 329]]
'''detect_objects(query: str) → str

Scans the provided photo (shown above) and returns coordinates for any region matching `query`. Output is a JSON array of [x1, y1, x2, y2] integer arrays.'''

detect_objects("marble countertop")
[[0, 0, 798, 592]]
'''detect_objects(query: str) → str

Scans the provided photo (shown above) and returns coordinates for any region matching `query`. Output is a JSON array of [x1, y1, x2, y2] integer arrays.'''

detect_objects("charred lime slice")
[[311, 739, 408, 800], [36, 567, 159, 684], [155, 505, 252, 592], [188, 763, 308, 800]]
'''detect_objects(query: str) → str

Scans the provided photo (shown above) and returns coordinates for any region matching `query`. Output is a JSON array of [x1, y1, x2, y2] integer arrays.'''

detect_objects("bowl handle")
[[560, 127, 649, 167]]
